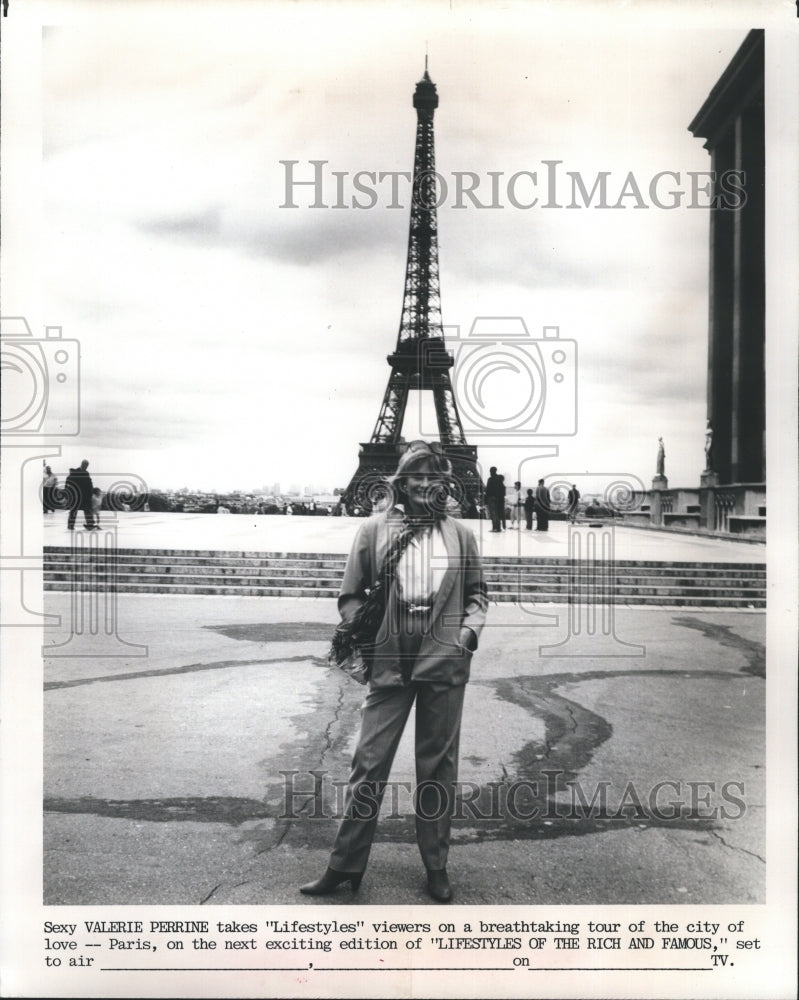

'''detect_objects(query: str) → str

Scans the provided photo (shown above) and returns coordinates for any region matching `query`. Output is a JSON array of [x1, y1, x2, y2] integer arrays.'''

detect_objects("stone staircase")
[[43, 547, 766, 608]]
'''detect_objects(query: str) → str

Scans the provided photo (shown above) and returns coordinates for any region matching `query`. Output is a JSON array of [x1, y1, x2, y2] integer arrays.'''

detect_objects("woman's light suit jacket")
[[338, 509, 488, 688]]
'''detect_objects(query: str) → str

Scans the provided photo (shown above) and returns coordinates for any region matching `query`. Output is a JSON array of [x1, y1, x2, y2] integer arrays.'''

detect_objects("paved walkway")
[[41, 510, 766, 909], [43, 593, 765, 907], [44, 511, 765, 562]]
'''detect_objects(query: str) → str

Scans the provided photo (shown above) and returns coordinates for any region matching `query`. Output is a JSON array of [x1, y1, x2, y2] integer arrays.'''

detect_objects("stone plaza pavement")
[[43, 508, 767, 562], [42, 515, 766, 907]]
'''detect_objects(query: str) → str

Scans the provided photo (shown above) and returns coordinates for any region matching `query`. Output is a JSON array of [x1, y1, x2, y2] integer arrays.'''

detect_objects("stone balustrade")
[[619, 484, 765, 537]]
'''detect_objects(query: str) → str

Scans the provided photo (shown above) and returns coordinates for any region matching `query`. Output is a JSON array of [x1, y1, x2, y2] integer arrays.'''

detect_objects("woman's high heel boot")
[[299, 867, 363, 895]]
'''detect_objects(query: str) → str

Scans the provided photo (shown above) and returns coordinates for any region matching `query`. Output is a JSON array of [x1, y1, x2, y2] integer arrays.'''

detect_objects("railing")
[[714, 491, 737, 532], [620, 484, 765, 535], [708, 483, 766, 533]]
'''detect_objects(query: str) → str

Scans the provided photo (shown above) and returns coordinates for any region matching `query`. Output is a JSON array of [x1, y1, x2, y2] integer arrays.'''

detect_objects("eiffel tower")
[[343, 64, 480, 515]]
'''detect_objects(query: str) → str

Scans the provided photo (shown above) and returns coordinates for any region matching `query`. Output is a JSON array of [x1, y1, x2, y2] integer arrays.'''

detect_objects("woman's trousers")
[[328, 619, 465, 874]]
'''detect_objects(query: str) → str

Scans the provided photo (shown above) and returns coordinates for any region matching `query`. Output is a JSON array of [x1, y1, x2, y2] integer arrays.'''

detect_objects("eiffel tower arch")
[[344, 66, 481, 515]]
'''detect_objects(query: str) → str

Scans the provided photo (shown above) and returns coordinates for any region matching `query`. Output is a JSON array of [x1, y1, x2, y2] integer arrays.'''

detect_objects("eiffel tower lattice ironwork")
[[344, 65, 481, 514]]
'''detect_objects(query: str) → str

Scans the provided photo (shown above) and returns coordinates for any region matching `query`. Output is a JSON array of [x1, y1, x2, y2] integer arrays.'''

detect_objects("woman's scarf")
[[329, 510, 441, 683]]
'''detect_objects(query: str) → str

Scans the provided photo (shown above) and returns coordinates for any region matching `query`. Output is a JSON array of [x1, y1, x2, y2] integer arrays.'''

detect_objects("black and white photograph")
[[1, 1, 796, 998]]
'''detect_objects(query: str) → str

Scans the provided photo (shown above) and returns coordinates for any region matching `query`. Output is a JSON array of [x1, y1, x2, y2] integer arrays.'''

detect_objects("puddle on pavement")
[[47, 657, 761, 846], [672, 616, 765, 677]]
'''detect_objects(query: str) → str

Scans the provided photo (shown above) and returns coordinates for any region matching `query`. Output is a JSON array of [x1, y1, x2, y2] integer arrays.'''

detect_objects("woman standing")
[[301, 442, 487, 902]]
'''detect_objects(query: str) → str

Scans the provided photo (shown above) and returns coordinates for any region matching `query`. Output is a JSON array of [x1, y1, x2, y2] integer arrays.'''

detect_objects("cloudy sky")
[[30, 2, 764, 493]]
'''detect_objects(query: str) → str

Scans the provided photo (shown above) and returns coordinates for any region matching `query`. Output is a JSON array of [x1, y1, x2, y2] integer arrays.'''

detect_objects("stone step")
[[43, 566, 765, 592], [42, 552, 765, 579], [45, 546, 350, 560], [45, 566, 346, 582], [40, 562, 765, 585], [45, 571, 344, 588], [44, 581, 765, 607], [44, 559, 765, 583], [45, 577, 765, 604], [43, 552, 349, 570], [43, 546, 764, 572], [41, 546, 766, 608], [44, 570, 764, 599]]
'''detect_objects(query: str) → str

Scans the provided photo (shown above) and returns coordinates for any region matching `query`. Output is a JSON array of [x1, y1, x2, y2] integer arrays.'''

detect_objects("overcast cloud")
[[38, 3, 750, 493]]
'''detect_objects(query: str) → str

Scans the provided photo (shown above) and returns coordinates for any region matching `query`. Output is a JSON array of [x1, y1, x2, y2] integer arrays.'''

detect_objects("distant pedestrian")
[[524, 488, 536, 530], [42, 465, 58, 514], [484, 466, 504, 533], [510, 481, 523, 528], [499, 475, 508, 530], [567, 484, 580, 523], [534, 478, 550, 532], [66, 460, 96, 530]]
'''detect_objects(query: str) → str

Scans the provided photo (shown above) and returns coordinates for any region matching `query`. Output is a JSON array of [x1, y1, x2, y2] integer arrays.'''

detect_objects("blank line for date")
[[103, 967, 309, 972], [529, 967, 712, 972], [102, 966, 712, 974], [103, 967, 511, 973]]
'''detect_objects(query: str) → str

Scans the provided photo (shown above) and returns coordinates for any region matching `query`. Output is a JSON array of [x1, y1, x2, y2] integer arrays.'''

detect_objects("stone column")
[[698, 472, 719, 530], [649, 478, 667, 525]]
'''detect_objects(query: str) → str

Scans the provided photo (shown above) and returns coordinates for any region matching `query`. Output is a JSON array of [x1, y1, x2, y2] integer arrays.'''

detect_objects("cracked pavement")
[[43, 594, 765, 905]]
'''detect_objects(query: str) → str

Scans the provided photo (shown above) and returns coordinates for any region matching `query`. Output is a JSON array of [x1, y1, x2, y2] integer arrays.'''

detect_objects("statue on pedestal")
[[656, 437, 665, 478], [704, 420, 714, 471], [700, 420, 719, 488]]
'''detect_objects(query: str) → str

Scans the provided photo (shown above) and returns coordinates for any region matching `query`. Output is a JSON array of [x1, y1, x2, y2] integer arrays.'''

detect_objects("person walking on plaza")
[[567, 484, 580, 523], [524, 488, 536, 530], [66, 459, 97, 530], [484, 466, 505, 532], [534, 478, 551, 532], [42, 465, 58, 514], [301, 441, 487, 903], [499, 475, 508, 530], [510, 481, 523, 528]]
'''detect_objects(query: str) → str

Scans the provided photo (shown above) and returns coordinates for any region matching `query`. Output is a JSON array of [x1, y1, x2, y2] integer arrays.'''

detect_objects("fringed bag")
[[329, 519, 417, 684]]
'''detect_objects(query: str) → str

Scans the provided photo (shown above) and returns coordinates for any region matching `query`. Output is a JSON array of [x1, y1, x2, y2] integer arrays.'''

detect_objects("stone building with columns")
[[625, 30, 766, 537], [689, 28, 765, 490]]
